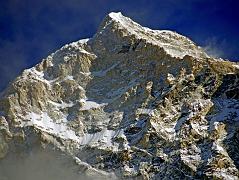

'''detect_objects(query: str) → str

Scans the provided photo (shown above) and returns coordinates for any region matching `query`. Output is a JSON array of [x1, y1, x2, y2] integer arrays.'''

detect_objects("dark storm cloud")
[[0, 0, 239, 91]]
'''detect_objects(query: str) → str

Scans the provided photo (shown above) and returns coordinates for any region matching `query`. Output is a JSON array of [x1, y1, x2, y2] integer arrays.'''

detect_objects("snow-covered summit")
[[96, 12, 209, 59], [108, 12, 125, 22]]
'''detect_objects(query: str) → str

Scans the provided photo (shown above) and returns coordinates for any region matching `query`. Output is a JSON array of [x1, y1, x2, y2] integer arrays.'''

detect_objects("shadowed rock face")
[[0, 12, 239, 179]]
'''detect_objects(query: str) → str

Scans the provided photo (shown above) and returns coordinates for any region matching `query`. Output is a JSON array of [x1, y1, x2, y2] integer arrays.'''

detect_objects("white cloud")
[[202, 37, 225, 58]]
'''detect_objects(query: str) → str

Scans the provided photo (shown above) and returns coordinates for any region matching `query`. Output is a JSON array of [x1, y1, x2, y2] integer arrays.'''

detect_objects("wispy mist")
[[202, 37, 225, 58], [0, 148, 93, 180]]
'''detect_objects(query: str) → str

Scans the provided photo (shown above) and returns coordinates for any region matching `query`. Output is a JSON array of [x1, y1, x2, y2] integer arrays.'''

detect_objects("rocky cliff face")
[[0, 12, 239, 180]]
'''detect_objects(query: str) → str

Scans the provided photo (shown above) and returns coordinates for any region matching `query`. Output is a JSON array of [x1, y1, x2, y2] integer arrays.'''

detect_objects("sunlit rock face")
[[0, 12, 239, 180]]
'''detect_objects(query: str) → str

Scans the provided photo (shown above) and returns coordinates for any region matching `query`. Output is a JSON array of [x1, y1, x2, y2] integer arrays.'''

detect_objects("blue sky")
[[0, 0, 238, 91]]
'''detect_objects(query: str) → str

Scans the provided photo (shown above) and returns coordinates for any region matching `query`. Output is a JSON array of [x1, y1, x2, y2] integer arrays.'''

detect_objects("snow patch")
[[92, 61, 120, 77], [60, 38, 96, 57], [24, 112, 79, 142], [79, 128, 126, 150], [106, 79, 138, 99], [48, 100, 75, 109], [64, 75, 74, 81], [233, 64, 239, 69], [78, 38, 90, 44], [212, 142, 225, 153], [108, 12, 123, 22], [80, 100, 108, 111], [136, 108, 155, 116], [209, 99, 239, 123], [23, 67, 52, 86]]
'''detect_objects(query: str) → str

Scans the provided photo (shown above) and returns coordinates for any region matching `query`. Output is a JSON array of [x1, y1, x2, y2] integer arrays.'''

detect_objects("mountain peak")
[[95, 12, 208, 59], [108, 12, 124, 21], [1, 12, 239, 180]]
